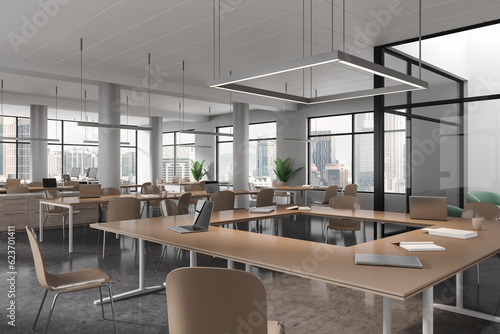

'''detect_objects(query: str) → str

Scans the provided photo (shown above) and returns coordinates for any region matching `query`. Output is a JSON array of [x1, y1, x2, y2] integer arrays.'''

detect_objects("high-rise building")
[[255, 140, 275, 177], [322, 162, 349, 188]]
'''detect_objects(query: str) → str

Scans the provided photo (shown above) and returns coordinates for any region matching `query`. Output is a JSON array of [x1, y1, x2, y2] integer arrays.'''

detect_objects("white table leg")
[[39, 201, 44, 242], [376, 222, 383, 240], [245, 264, 252, 272], [190, 251, 197, 267], [227, 260, 235, 269], [383, 296, 391, 334], [69, 206, 73, 253], [94, 238, 163, 304], [423, 287, 433, 334], [456, 271, 463, 309]]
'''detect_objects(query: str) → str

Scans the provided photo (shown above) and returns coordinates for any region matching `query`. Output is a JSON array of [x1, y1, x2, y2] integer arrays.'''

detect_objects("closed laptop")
[[409, 196, 448, 221]]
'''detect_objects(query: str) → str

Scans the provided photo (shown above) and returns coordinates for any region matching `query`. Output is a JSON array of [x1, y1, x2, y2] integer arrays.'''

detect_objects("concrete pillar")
[[98, 82, 121, 188], [150, 116, 163, 183], [233, 102, 249, 208], [30, 105, 48, 181]]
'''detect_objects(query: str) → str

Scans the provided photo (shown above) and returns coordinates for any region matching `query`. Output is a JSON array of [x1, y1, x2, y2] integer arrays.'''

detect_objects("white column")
[[150, 116, 163, 183], [98, 82, 121, 188], [30, 105, 48, 181], [233, 102, 249, 208]]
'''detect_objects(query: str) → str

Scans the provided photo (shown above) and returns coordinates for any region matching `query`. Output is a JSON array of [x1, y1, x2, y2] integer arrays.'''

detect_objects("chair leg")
[[325, 226, 329, 244], [102, 231, 107, 258], [44, 292, 65, 334], [156, 245, 167, 271], [104, 284, 118, 334], [80, 212, 86, 234], [32, 290, 48, 331], [99, 286, 105, 320], [477, 263, 480, 285], [62, 215, 66, 239]]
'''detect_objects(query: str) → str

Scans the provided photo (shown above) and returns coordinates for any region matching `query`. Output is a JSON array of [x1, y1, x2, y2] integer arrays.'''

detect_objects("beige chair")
[[272, 180, 293, 204], [326, 195, 361, 244], [100, 197, 141, 258], [99, 187, 121, 222], [141, 185, 161, 217], [28, 181, 43, 187], [311, 185, 339, 206], [256, 188, 274, 207], [166, 267, 283, 334], [462, 202, 500, 284], [26, 226, 117, 333], [158, 199, 182, 270], [248, 182, 258, 206], [180, 177, 190, 183], [172, 176, 181, 183], [155, 178, 164, 186], [6, 179, 21, 188], [140, 182, 152, 193], [42, 189, 84, 239], [6, 185, 29, 194], [211, 190, 235, 212], [343, 183, 358, 197], [177, 192, 192, 215]]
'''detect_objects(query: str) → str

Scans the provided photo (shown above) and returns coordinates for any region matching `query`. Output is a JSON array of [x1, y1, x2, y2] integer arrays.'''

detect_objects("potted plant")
[[273, 157, 304, 182], [190, 159, 208, 182]]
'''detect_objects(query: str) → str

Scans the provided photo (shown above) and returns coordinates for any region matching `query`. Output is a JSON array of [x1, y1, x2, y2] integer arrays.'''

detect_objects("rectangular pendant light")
[[0, 136, 60, 142], [77, 121, 152, 131], [83, 140, 131, 145], [179, 129, 233, 137], [208, 50, 428, 104]]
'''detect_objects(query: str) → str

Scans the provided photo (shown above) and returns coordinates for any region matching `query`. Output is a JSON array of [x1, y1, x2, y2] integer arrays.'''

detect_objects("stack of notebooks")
[[427, 228, 477, 239], [395, 241, 445, 252], [286, 205, 311, 210]]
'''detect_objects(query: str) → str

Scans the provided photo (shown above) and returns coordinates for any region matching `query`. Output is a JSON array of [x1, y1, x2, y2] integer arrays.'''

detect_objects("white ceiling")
[[0, 0, 498, 121]]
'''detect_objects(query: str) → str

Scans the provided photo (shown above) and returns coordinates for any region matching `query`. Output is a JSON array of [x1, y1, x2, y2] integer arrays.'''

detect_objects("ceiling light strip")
[[0, 136, 59, 142], [179, 130, 233, 137], [76, 121, 152, 131]]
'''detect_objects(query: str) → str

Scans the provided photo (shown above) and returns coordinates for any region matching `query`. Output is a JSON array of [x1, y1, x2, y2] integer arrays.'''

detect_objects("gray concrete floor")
[[1, 216, 500, 333]]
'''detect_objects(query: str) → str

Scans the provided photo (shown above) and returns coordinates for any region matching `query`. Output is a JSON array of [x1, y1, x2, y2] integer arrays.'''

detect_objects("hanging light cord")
[[182, 60, 185, 131], [80, 38, 83, 122], [418, 0, 422, 79], [343, 0, 345, 52], [148, 53, 151, 119], [1, 79, 3, 117]]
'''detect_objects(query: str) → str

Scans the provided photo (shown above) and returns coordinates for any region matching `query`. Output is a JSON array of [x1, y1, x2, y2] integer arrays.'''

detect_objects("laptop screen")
[[42, 178, 57, 188], [192, 200, 214, 229], [70, 167, 80, 178], [204, 181, 220, 194]]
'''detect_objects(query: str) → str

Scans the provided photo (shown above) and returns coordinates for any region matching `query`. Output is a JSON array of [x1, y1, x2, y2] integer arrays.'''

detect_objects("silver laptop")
[[168, 200, 214, 234], [409, 196, 448, 221], [250, 206, 275, 213], [355, 254, 423, 269]]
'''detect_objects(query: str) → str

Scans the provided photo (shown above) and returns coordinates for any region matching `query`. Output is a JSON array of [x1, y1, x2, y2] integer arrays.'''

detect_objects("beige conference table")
[[90, 206, 500, 333], [262, 185, 331, 204]]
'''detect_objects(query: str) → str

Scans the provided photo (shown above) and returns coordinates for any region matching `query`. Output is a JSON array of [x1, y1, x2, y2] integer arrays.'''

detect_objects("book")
[[141, 194, 160, 198], [428, 228, 477, 239], [286, 205, 311, 210], [397, 241, 445, 252]]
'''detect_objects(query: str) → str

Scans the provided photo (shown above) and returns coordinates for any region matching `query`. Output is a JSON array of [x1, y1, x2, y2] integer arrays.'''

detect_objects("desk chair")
[[99, 197, 141, 258], [343, 183, 358, 197], [248, 182, 258, 206], [180, 178, 190, 183], [155, 178, 164, 186], [6, 178, 21, 188], [42, 189, 85, 239], [172, 176, 181, 183], [99, 187, 121, 222], [26, 227, 117, 334], [311, 185, 339, 206], [272, 180, 293, 204], [462, 202, 500, 284], [166, 267, 283, 334], [29, 181, 43, 187], [141, 185, 161, 217], [254, 188, 275, 232], [326, 196, 361, 244], [212, 191, 235, 212], [157, 199, 182, 270], [177, 192, 192, 215], [6, 185, 29, 194]]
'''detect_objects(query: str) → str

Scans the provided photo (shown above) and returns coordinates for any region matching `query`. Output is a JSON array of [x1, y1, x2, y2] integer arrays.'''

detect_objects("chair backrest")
[[26, 227, 51, 290], [63, 181, 79, 186], [256, 189, 274, 207], [248, 182, 257, 199], [107, 197, 141, 222], [462, 202, 500, 221], [343, 184, 358, 197], [160, 199, 180, 216], [166, 267, 269, 334], [329, 195, 361, 210], [6, 185, 29, 194], [6, 179, 21, 188], [211, 191, 235, 212], [272, 180, 288, 196], [28, 181, 43, 187], [142, 185, 160, 194], [140, 182, 152, 193], [466, 191, 500, 205], [322, 185, 339, 204], [177, 193, 192, 215], [155, 178, 164, 186], [172, 176, 181, 183], [42, 189, 61, 212], [101, 187, 121, 196], [181, 178, 190, 183]]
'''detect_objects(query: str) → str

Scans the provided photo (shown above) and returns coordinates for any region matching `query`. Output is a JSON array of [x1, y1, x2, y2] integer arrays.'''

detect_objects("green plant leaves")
[[273, 157, 304, 182], [190, 159, 208, 181]]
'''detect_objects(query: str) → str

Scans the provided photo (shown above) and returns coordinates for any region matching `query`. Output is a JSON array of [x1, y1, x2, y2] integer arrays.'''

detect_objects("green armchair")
[[466, 191, 500, 208], [447, 205, 463, 218]]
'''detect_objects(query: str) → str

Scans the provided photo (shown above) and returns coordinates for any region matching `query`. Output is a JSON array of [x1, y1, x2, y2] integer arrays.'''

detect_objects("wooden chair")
[[177, 192, 192, 215], [99, 197, 141, 258], [326, 195, 361, 244], [462, 202, 500, 284], [99, 187, 121, 222], [141, 185, 161, 217], [42, 189, 84, 239], [248, 182, 258, 206], [6, 179, 21, 188], [272, 180, 293, 204], [211, 190, 235, 212], [311, 185, 339, 206], [26, 226, 117, 334], [155, 178, 164, 186], [166, 267, 283, 334], [254, 188, 275, 232], [6, 185, 29, 194], [343, 183, 358, 197]]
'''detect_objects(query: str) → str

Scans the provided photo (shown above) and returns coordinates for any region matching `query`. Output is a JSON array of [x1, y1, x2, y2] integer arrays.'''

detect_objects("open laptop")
[[42, 178, 57, 188], [355, 254, 423, 269], [409, 196, 448, 221], [168, 200, 214, 234], [79, 184, 102, 198], [204, 181, 220, 194]]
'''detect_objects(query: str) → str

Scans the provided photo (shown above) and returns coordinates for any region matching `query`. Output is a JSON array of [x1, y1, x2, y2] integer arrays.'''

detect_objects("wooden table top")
[[0, 185, 75, 194], [90, 206, 500, 301]]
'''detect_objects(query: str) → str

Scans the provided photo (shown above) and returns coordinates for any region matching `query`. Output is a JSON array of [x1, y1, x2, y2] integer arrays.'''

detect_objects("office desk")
[[0, 185, 75, 194], [90, 207, 500, 333]]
